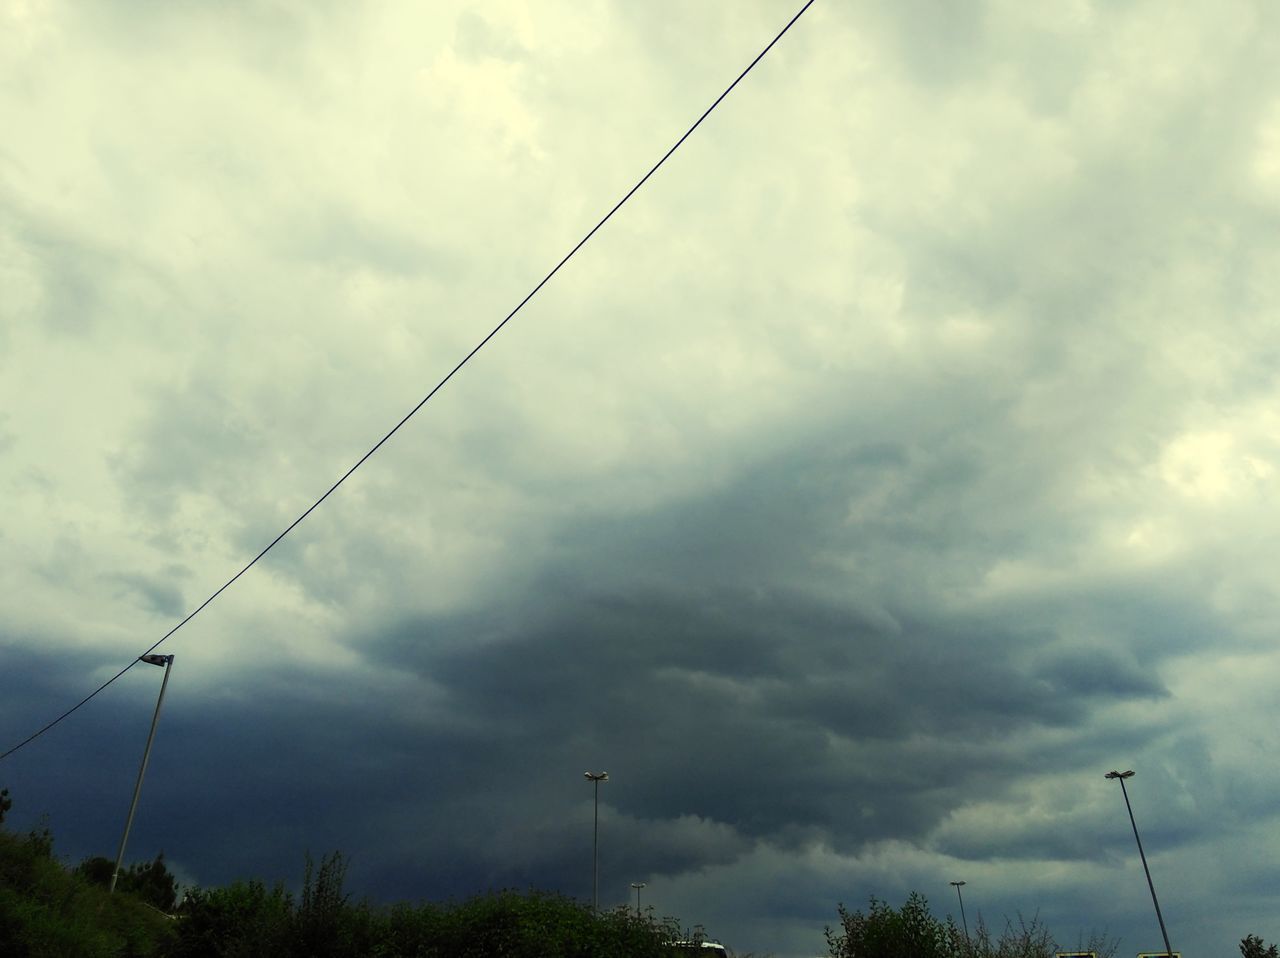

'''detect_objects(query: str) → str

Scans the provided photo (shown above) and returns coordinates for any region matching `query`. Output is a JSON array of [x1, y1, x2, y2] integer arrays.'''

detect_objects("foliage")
[[169, 851, 374, 958], [1242, 935, 1280, 958], [0, 804, 691, 958], [0, 787, 11, 824], [826, 892, 963, 958], [295, 851, 357, 957], [172, 876, 685, 958], [969, 911, 1054, 958], [169, 878, 295, 958], [0, 818, 176, 958], [0, 790, 726, 956], [76, 852, 179, 911], [826, 893, 1117, 958]]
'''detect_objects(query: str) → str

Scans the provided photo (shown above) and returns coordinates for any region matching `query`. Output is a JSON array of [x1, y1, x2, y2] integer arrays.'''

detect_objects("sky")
[[2, 1, 1279, 955]]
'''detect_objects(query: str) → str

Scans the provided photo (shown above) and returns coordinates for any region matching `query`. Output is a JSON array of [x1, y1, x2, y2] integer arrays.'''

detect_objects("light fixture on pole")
[[584, 771, 609, 912], [1106, 769, 1174, 958], [631, 881, 647, 916], [949, 880, 969, 943], [111, 653, 175, 894]]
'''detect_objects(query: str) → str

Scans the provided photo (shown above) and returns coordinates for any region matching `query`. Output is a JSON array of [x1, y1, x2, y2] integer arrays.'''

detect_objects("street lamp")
[[949, 880, 969, 943], [1105, 769, 1174, 958], [631, 881, 647, 916], [584, 771, 609, 912], [111, 653, 175, 894]]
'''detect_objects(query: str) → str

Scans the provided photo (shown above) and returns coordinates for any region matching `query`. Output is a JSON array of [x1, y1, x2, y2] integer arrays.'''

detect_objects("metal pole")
[[632, 881, 646, 916], [593, 777, 600, 912], [951, 881, 969, 943], [583, 771, 607, 912], [1112, 771, 1174, 958], [111, 655, 174, 894]]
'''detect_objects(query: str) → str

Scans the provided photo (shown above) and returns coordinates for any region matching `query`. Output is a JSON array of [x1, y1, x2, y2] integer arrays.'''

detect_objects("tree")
[[826, 893, 1117, 958], [0, 787, 10, 825], [1242, 935, 1279, 958], [826, 893, 962, 958], [75, 855, 116, 885], [75, 851, 179, 911]]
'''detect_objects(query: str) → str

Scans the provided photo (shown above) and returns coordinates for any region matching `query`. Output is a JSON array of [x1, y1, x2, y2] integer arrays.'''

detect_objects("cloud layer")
[[4, 2, 1280, 955]]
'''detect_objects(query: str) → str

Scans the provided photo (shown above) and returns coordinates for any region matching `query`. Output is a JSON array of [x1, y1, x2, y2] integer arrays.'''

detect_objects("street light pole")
[[631, 881, 646, 916], [111, 654, 174, 894], [950, 880, 969, 944], [584, 771, 609, 912], [1106, 769, 1174, 958]]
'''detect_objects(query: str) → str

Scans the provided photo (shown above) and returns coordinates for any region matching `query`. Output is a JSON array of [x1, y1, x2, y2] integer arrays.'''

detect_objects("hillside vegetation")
[[0, 788, 694, 957]]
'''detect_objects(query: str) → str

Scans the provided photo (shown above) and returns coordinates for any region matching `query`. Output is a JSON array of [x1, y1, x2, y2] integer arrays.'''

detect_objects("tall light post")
[[1106, 769, 1174, 958], [584, 771, 609, 912], [949, 880, 970, 944], [111, 654, 174, 894], [631, 881, 647, 916]]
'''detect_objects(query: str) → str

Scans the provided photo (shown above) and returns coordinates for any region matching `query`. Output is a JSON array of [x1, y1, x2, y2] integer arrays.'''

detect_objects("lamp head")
[[139, 654, 172, 667], [1105, 770, 1135, 780], [583, 771, 609, 782], [950, 880, 966, 887]]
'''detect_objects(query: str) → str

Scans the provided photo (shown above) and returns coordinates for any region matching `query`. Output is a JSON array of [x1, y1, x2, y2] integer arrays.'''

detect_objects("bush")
[[170, 879, 294, 958], [0, 823, 175, 958], [0, 795, 694, 958], [169, 856, 683, 958], [825, 893, 1117, 958], [75, 853, 179, 912], [826, 892, 961, 958]]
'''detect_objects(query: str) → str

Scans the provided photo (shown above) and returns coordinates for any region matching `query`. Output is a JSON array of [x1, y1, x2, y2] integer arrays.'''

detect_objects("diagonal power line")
[[1, 0, 816, 762]]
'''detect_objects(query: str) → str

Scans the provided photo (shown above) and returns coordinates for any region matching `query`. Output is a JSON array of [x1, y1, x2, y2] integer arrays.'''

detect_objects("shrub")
[[0, 823, 175, 958], [826, 893, 1117, 958]]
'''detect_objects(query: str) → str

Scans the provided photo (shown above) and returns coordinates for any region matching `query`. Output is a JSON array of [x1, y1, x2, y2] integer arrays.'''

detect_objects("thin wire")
[[1, 0, 816, 762]]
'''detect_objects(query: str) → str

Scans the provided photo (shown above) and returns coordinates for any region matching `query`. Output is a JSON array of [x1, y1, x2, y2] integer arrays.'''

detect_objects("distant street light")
[[631, 881, 647, 916], [949, 880, 970, 943], [1105, 770, 1174, 958], [584, 771, 609, 912], [111, 654, 175, 894]]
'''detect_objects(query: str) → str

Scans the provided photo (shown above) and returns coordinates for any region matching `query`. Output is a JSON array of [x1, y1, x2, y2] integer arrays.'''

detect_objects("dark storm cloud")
[[340, 423, 1199, 879], [2, 640, 740, 903], [1033, 648, 1166, 701]]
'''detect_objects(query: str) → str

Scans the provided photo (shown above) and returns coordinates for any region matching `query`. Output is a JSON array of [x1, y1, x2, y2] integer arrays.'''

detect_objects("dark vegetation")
[[1242, 935, 1280, 958], [826, 890, 1278, 958], [3, 790, 1276, 958], [0, 787, 704, 957], [824, 891, 1119, 958]]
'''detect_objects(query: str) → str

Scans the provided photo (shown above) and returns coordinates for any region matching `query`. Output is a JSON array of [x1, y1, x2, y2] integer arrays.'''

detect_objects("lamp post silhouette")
[[949, 880, 969, 943], [584, 771, 609, 912], [1106, 769, 1174, 958], [631, 881, 647, 916], [111, 654, 174, 894]]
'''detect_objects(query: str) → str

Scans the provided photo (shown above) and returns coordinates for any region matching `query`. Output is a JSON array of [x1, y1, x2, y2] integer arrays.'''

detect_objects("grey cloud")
[[361, 587, 1170, 862], [864, 0, 989, 88], [1, 199, 110, 337], [276, 205, 456, 278], [104, 570, 188, 619], [1033, 648, 1167, 701]]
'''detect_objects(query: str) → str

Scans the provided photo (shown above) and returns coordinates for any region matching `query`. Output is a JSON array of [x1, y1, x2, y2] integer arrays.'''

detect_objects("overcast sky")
[[3, 1, 1280, 955]]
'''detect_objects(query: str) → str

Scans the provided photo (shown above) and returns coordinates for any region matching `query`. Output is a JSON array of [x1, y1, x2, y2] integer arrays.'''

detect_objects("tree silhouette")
[[1241, 935, 1279, 958]]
